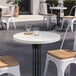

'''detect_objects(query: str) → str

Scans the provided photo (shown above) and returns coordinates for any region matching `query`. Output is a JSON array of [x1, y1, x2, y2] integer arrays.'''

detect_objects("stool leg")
[[47, 16, 51, 28], [12, 69, 20, 76], [44, 54, 50, 76], [56, 62, 69, 76], [65, 65, 71, 76], [70, 23, 73, 32], [12, 18, 16, 29], [61, 18, 64, 30], [8, 65, 20, 76], [57, 69, 65, 76], [7, 21, 10, 30], [43, 16, 46, 26], [56, 62, 65, 76]]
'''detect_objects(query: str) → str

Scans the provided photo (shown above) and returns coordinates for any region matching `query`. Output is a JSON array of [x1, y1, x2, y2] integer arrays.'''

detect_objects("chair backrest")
[[47, 3, 53, 14], [10, 5, 16, 16], [60, 25, 70, 49], [56, 6, 76, 52], [38, 2, 53, 15], [69, 5, 76, 16], [39, 2, 47, 15], [60, 23, 76, 51], [14, 6, 19, 17], [75, 7, 76, 16], [60, 6, 76, 49]]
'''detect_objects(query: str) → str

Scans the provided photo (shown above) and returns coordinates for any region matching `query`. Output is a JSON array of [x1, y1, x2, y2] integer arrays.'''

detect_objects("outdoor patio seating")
[[61, 5, 76, 32], [39, 3, 57, 28], [1, 5, 16, 30], [44, 25, 76, 76], [43, 13, 57, 28], [0, 55, 20, 76]]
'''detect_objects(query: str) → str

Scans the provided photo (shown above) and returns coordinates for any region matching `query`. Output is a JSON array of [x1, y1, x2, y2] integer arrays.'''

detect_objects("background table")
[[0, 6, 9, 9], [50, 6, 67, 10], [50, 6, 67, 30], [13, 31, 60, 76]]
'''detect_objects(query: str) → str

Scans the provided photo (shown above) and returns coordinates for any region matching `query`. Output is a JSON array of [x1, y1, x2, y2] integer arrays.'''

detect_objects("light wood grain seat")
[[0, 55, 19, 68], [43, 14, 57, 16], [2, 14, 11, 17], [0, 55, 20, 76], [48, 49, 76, 59], [64, 16, 75, 19]]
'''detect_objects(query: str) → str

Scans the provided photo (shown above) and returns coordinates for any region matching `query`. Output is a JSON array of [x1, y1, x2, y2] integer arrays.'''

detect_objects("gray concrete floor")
[[0, 22, 76, 76]]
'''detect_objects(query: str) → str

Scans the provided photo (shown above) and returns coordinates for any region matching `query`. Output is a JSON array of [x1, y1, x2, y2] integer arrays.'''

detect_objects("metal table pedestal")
[[32, 44, 41, 76]]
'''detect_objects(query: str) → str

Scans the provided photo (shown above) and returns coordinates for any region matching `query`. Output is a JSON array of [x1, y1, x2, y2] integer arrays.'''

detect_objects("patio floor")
[[0, 15, 76, 76]]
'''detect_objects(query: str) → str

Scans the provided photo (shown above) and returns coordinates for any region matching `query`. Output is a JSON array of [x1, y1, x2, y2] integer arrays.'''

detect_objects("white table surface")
[[50, 6, 67, 10], [0, 6, 9, 9], [13, 31, 61, 44], [13, 31, 61, 76]]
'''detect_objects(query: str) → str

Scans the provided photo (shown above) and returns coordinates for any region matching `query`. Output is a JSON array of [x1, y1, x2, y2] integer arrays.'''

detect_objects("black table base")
[[0, 8, 4, 30], [32, 44, 41, 76]]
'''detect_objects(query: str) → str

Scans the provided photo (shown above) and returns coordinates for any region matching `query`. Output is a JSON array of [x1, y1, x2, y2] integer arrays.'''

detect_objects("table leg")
[[0, 8, 4, 30], [57, 11, 60, 27], [32, 44, 41, 76]]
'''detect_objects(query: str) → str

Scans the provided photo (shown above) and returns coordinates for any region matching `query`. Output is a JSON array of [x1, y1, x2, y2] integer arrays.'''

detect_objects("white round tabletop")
[[50, 6, 67, 10], [13, 31, 61, 44], [0, 6, 9, 9]]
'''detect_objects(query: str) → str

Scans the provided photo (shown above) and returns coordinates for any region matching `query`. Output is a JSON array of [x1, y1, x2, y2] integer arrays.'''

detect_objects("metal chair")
[[43, 3, 57, 28], [61, 5, 76, 32], [44, 25, 76, 76], [38, 2, 57, 28], [2, 5, 16, 30], [0, 55, 20, 76]]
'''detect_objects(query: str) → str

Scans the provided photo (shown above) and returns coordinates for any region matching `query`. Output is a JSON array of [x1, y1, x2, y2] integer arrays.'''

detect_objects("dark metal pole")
[[0, 8, 4, 29], [32, 44, 41, 76]]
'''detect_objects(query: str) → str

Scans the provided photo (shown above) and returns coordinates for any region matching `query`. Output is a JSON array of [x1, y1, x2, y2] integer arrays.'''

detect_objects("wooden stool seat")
[[48, 49, 76, 59], [0, 55, 19, 68], [44, 14, 56, 16], [64, 16, 75, 19], [2, 14, 11, 17]]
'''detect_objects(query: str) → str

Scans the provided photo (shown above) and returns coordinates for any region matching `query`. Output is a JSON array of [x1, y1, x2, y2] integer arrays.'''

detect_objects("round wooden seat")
[[64, 16, 75, 19], [0, 55, 19, 68], [2, 14, 11, 17], [44, 14, 56, 16], [48, 49, 76, 59]]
